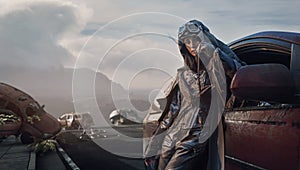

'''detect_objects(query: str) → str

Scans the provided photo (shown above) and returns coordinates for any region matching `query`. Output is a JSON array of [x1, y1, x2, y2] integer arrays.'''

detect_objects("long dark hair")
[[178, 41, 205, 73]]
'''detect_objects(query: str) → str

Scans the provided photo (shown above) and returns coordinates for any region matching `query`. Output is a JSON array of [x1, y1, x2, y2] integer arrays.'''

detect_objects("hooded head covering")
[[177, 20, 211, 73], [178, 20, 245, 73], [178, 19, 210, 40]]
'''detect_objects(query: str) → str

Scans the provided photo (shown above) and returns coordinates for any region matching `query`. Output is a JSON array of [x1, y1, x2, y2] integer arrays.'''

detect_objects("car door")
[[224, 102, 300, 170], [226, 31, 300, 170]]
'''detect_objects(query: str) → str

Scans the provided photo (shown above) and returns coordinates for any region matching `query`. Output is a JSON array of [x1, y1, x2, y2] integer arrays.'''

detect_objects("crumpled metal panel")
[[0, 82, 61, 138], [225, 107, 300, 170]]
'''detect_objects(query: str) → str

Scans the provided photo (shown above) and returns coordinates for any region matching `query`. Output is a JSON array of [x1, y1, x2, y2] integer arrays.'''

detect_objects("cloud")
[[68, 0, 300, 88], [74, 0, 300, 43], [2, 0, 299, 88], [69, 12, 185, 82], [0, 0, 92, 69]]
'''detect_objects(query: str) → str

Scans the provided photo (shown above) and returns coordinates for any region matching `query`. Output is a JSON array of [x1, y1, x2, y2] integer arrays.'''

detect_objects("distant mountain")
[[0, 67, 126, 118], [0, 66, 152, 125]]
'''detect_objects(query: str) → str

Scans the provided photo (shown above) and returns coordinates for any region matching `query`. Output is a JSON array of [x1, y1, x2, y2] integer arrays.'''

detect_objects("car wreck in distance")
[[58, 112, 94, 130], [109, 109, 144, 126], [0, 83, 61, 144], [143, 31, 300, 170]]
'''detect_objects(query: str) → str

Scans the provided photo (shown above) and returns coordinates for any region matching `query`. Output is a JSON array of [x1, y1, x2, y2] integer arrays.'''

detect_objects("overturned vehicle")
[[143, 31, 300, 170], [109, 109, 144, 126], [0, 83, 61, 144]]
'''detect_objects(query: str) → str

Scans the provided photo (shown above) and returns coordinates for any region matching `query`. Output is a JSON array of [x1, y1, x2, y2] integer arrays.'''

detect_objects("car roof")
[[228, 31, 300, 68], [229, 31, 300, 48]]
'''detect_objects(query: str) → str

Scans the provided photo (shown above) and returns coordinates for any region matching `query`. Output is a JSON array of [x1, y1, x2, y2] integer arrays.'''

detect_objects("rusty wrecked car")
[[0, 83, 61, 144], [143, 31, 300, 170]]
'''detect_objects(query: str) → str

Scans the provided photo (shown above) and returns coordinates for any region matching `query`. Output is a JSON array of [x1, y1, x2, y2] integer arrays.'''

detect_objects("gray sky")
[[1, 0, 300, 89]]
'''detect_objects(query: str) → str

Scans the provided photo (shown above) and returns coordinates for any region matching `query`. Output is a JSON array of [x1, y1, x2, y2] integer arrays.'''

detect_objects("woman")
[[144, 20, 243, 170]]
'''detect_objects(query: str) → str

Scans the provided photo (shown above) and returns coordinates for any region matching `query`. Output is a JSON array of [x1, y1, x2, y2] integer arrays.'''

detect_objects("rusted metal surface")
[[225, 107, 300, 170], [225, 31, 300, 170], [0, 83, 61, 141]]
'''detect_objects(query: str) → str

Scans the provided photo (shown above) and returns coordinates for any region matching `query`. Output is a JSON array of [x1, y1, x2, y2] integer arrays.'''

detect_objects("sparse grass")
[[29, 139, 57, 154]]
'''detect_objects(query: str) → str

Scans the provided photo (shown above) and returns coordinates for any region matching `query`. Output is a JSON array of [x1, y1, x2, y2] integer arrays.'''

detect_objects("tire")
[[20, 133, 33, 144]]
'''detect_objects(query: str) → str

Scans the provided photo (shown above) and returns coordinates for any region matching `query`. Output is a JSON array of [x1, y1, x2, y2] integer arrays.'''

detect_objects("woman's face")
[[183, 36, 201, 57]]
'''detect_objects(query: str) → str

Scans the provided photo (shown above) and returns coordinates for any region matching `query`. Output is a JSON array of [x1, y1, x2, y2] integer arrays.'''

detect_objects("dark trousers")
[[158, 139, 208, 170]]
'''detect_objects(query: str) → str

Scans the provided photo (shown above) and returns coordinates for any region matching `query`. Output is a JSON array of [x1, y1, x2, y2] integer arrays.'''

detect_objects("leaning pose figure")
[[144, 20, 243, 170]]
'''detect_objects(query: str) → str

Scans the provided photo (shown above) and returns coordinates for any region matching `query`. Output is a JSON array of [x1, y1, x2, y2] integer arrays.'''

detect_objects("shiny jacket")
[[144, 20, 243, 170]]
